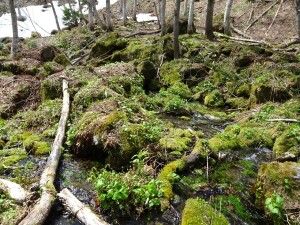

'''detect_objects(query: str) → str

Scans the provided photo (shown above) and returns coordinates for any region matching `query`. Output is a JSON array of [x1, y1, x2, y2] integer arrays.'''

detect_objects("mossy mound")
[[273, 123, 300, 159], [0, 148, 27, 172], [181, 198, 229, 225], [208, 124, 273, 152], [137, 60, 161, 91], [22, 133, 51, 155], [204, 89, 225, 107], [253, 162, 300, 224], [89, 32, 127, 59], [40, 74, 63, 101]]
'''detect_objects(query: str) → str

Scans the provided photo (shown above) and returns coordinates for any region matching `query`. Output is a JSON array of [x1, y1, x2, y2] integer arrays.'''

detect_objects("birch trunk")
[[223, 0, 233, 36], [160, 0, 166, 36], [9, 0, 18, 58], [205, 0, 215, 40], [50, 0, 61, 31], [106, 0, 113, 31], [18, 79, 70, 225], [296, 0, 300, 39], [174, 0, 181, 59], [187, 0, 195, 34], [88, 0, 94, 30], [183, 0, 188, 16], [119, 0, 123, 13], [58, 188, 110, 225]]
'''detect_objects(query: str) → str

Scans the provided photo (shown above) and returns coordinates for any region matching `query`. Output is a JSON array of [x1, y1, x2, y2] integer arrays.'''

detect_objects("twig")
[[156, 53, 165, 81], [265, 0, 283, 35], [124, 29, 161, 38], [215, 32, 271, 46], [231, 25, 252, 39], [153, 1, 161, 28], [244, 1, 279, 32], [246, 3, 254, 25], [266, 119, 299, 123]]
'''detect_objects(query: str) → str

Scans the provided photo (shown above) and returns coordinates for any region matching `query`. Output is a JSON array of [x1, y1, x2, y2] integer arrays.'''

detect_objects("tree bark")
[[122, 0, 127, 25], [205, 0, 215, 40], [187, 0, 195, 34], [153, 1, 161, 28], [133, 0, 137, 21], [50, 0, 61, 31], [9, 0, 18, 58], [58, 188, 110, 225], [223, 0, 233, 36], [18, 79, 70, 225], [160, 0, 166, 36], [174, 0, 181, 59], [119, 0, 123, 13], [183, 0, 188, 16], [296, 0, 300, 39], [87, 0, 94, 30], [106, 0, 113, 31]]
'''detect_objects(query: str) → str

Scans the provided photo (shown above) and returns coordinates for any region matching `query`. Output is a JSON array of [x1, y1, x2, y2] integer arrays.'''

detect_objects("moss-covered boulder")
[[182, 198, 229, 225], [89, 32, 127, 58], [225, 97, 249, 109], [53, 54, 71, 66], [137, 60, 161, 91], [40, 74, 62, 101], [253, 162, 300, 224], [273, 124, 300, 159], [166, 16, 195, 34], [181, 63, 210, 88], [23, 133, 51, 155], [204, 90, 225, 107]]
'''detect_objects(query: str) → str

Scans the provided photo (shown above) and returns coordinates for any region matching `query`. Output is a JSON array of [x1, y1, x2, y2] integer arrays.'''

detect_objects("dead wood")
[[244, 1, 279, 32], [266, 118, 299, 123], [58, 188, 110, 225], [125, 29, 161, 38], [265, 0, 284, 35], [18, 79, 70, 225], [231, 25, 253, 39]]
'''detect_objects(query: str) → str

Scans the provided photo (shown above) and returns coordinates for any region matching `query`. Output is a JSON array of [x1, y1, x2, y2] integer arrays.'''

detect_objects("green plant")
[[62, 7, 80, 27], [283, 179, 292, 192], [265, 194, 284, 218], [12, 161, 36, 185], [0, 193, 14, 213]]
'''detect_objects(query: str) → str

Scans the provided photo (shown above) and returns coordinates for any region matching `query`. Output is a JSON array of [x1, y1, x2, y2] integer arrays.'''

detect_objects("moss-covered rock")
[[23, 133, 51, 155], [182, 198, 229, 225], [225, 97, 249, 109], [273, 124, 300, 159], [137, 60, 160, 91], [181, 63, 210, 87], [53, 54, 71, 66], [41, 75, 62, 101], [89, 32, 127, 59], [253, 162, 300, 224], [204, 90, 225, 107], [166, 16, 194, 35]]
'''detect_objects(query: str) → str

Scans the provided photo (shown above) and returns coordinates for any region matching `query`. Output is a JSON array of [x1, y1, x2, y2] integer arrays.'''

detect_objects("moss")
[[53, 54, 71, 66], [273, 124, 300, 158], [0, 148, 27, 157], [253, 162, 300, 224], [41, 79, 62, 101], [160, 59, 191, 85], [137, 60, 160, 91], [204, 90, 225, 107], [225, 97, 249, 109], [158, 159, 186, 203], [182, 198, 229, 225], [42, 61, 62, 76], [0, 139, 4, 149], [22, 133, 51, 155], [235, 83, 251, 97]]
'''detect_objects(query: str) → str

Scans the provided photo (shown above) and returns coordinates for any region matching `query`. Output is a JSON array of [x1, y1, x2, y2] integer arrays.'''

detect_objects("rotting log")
[[58, 188, 110, 225], [0, 179, 27, 204], [18, 79, 70, 225]]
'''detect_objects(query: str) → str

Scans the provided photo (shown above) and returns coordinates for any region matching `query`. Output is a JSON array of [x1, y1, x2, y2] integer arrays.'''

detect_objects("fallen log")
[[266, 118, 299, 123], [125, 29, 161, 38], [0, 179, 27, 204], [18, 79, 70, 225], [58, 188, 110, 225]]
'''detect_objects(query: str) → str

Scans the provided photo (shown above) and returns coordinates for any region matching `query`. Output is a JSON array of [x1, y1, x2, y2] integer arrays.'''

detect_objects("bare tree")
[[122, 0, 127, 25], [223, 0, 233, 35], [50, 0, 61, 31], [187, 0, 194, 34], [296, 0, 300, 39], [106, 0, 113, 31], [183, 0, 188, 17], [87, 0, 94, 30], [9, 0, 18, 57], [174, 0, 180, 58], [119, 0, 123, 13], [205, 0, 215, 40], [160, 0, 166, 36], [91, 0, 105, 28], [133, 0, 137, 21]]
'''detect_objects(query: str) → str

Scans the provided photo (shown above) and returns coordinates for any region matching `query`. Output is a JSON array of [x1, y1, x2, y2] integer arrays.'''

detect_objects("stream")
[[42, 113, 272, 225]]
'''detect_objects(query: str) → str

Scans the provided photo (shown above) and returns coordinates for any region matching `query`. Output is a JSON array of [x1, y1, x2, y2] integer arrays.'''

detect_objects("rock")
[[253, 162, 300, 224], [40, 45, 61, 62], [182, 198, 229, 225], [0, 179, 27, 204]]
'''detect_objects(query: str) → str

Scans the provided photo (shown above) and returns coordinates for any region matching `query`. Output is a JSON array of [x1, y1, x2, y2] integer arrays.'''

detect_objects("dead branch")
[[265, 0, 283, 35], [0, 179, 27, 204], [246, 3, 254, 25], [266, 119, 299, 123], [58, 188, 110, 225], [125, 29, 161, 38], [244, 1, 279, 32], [18, 79, 70, 225], [231, 25, 253, 39]]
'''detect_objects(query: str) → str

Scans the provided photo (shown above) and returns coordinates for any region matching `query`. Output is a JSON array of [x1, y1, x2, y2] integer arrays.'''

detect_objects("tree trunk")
[[58, 188, 110, 225], [88, 0, 94, 30], [153, 1, 161, 28], [205, 0, 215, 40], [119, 0, 123, 13], [160, 0, 166, 36], [9, 0, 18, 58], [223, 0, 233, 36], [187, 0, 194, 34], [50, 0, 61, 31], [296, 0, 300, 39], [183, 0, 188, 16], [174, 0, 181, 59], [18, 79, 70, 225], [106, 0, 113, 31], [122, 0, 127, 25], [133, 0, 137, 21]]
